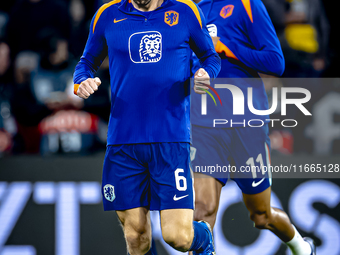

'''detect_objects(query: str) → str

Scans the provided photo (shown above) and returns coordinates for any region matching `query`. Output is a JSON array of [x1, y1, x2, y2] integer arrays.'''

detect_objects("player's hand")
[[76, 77, 101, 99], [194, 68, 210, 94]]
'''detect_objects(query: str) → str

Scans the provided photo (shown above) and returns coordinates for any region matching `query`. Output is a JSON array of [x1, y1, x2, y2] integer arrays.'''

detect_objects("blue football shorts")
[[191, 124, 272, 194], [102, 142, 194, 211]]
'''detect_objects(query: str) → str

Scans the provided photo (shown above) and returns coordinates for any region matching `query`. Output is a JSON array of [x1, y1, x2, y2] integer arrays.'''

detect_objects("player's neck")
[[131, 0, 164, 12]]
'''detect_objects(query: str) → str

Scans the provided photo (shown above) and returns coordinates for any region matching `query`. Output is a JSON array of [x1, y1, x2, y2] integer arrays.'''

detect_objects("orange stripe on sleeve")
[[215, 40, 238, 60], [93, 0, 122, 33], [176, 0, 202, 28], [241, 0, 253, 23], [74, 84, 80, 95]]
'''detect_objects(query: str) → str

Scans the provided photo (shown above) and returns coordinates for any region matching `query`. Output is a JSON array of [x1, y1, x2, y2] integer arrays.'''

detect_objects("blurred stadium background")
[[0, 0, 339, 254]]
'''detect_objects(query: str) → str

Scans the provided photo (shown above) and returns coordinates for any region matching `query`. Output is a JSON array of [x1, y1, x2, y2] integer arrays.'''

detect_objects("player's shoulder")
[[172, 0, 203, 27], [197, 0, 210, 9], [242, 0, 267, 12], [173, 0, 200, 13], [232, 0, 263, 23], [240, 0, 269, 22], [92, 0, 122, 32], [96, 0, 122, 17], [251, 0, 266, 5]]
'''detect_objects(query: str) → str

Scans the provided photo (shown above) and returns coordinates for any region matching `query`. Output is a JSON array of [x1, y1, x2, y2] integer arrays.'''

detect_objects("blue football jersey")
[[73, 0, 221, 145], [191, 0, 285, 127]]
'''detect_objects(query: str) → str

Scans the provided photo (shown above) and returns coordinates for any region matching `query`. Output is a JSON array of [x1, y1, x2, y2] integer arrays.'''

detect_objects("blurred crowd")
[[0, 0, 339, 156]]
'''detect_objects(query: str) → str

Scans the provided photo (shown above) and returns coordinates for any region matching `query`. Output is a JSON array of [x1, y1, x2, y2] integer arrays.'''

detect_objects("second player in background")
[[190, 0, 316, 254]]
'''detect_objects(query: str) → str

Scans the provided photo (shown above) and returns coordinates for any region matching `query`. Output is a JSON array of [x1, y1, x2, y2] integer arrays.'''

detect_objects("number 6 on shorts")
[[175, 168, 187, 191]]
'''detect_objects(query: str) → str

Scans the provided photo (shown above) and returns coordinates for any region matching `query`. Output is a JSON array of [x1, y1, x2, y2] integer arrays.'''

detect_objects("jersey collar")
[[118, 0, 175, 15]]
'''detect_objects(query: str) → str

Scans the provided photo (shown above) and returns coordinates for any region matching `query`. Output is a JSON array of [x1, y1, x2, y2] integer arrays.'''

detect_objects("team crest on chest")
[[164, 11, 179, 26], [220, 5, 234, 19], [129, 31, 162, 63], [103, 184, 115, 202]]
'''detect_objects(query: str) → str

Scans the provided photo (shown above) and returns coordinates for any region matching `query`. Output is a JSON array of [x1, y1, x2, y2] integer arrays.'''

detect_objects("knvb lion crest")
[[164, 11, 179, 26], [103, 184, 115, 202], [220, 5, 234, 19], [139, 33, 162, 62]]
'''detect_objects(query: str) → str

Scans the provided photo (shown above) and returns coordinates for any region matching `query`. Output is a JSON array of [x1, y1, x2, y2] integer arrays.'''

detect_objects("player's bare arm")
[[76, 77, 101, 99]]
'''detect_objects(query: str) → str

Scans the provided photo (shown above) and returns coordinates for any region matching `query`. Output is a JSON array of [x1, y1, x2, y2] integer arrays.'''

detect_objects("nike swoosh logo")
[[173, 194, 189, 201], [252, 178, 265, 187], [113, 18, 127, 23]]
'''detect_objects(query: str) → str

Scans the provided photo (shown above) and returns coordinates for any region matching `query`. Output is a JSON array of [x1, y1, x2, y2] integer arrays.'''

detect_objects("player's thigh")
[[160, 208, 194, 243], [194, 172, 223, 215], [242, 186, 273, 228], [242, 186, 272, 214], [116, 207, 151, 237]]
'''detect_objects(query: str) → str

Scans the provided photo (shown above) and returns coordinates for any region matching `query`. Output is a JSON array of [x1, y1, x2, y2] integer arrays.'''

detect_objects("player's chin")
[[133, 0, 152, 6]]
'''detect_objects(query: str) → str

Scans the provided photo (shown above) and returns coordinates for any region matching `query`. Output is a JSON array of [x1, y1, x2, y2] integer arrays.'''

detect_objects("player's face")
[[132, 0, 152, 7]]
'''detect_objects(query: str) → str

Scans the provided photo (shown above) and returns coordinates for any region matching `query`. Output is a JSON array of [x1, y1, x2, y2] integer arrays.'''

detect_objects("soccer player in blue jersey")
[[190, 0, 316, 254], [73, 0, 221, 254]]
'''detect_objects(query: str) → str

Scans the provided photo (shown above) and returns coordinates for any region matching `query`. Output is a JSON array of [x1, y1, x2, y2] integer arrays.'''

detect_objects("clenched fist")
[[76, 77, 101, 99], [194, 68, 210, 94]]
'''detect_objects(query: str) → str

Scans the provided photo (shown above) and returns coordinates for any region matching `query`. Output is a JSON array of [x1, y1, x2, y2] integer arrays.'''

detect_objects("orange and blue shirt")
[[73, 0, 221, 145], [191, 0, 285, 127]]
